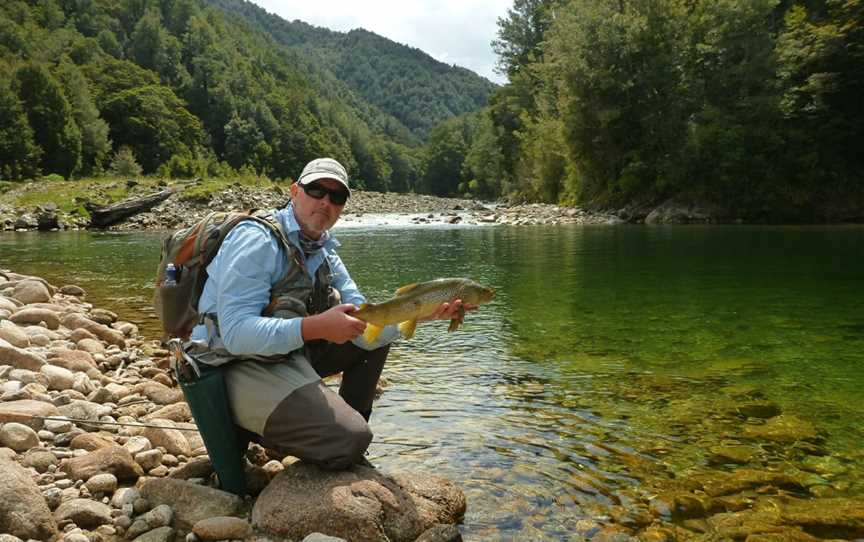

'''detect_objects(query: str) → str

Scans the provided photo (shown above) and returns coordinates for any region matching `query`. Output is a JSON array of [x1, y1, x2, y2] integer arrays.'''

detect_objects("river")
[[2, 224, 863, 539]]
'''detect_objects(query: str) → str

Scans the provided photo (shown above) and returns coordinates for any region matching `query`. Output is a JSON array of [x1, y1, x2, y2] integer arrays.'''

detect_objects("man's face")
[[290, 178, 347, 239]]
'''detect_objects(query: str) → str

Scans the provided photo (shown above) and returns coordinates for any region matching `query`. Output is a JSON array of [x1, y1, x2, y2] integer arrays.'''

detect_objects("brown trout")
[[353, 278, 494, 342]]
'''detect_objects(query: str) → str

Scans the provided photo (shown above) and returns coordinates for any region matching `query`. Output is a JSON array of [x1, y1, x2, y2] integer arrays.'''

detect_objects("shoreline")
[[3, 181, 863, 231]]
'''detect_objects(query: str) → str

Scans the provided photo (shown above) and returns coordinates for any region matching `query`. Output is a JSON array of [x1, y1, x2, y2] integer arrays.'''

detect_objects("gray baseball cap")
[[297, 158, 350, 193]]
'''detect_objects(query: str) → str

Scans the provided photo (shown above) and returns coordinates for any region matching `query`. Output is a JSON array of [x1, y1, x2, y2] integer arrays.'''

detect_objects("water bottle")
[[163, 263, 178, 287]]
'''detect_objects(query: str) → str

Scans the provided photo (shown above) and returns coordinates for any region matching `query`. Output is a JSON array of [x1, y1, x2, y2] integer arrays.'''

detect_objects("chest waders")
[[170, 220, 337, 496]]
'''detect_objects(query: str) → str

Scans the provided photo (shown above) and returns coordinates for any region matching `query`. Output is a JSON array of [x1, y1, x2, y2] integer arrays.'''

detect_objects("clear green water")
[[2, 225, 863, 539]]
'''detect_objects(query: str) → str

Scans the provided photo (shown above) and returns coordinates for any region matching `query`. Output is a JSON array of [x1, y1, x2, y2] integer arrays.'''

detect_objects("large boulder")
[[0, 338, 46, 371], [48, 349, 97, 372], [59, 313, 125, 348], [11, 280, 51, 304], [780, 497, 864, 539], [141, 418, 192, 456], [9, 307, 60, 329], [54, 498, 113, 528], [139, 478, 243, 532], [0, 321, 29, 348], [61, 444, 143, 482], [252, 463, 466, 542], [0, 422, 40, 452], [133, 382, 184, 405], [0, 457, 58, 540], [0, 399, 59, 430]]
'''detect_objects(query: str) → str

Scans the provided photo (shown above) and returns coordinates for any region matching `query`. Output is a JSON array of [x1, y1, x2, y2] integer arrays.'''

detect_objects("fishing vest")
[[195, 215, 340, 365]]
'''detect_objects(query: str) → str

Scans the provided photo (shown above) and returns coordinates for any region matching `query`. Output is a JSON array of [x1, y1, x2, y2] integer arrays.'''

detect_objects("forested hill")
[[204, 0, 497, 139], [0, 0, 493, 193]]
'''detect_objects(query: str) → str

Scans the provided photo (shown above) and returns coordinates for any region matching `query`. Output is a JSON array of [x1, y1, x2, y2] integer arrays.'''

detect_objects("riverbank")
[[0, 178, 616, 231], [0, 269, 467, 542]]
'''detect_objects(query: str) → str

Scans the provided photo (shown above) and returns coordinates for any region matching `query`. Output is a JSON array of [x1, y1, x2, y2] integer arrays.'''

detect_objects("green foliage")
[[0, 74, 41, 180], [101, 84, 204, 173], [109, 145, 142, 177], [415, 0, 863, 214], [14, 63, 81, 178], [55, 61, 111, 175]]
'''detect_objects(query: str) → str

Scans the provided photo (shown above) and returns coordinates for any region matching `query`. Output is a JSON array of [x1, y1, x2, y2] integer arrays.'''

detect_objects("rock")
[[0, 457, 59, 540], [0, 296, 18, 313], [736, 401, 782, 419], [143, 402, 191, 422], [709, 444, 760, 465], [61, 445, 144, 482], [130, 526, 174, 542], [69, 328, 97, 343], [126, 504, 173, 539], [133, 382, 183, 406], [252, 463, 466, 542], [89, 308, 117, 325], [135, 449, 164, 471], [192, 516, 251, 540], [60, 285, 86, 297], [415, 524, 462, 542], [141, 419, 191, 456], [42, 487, 63, 510], [23, 449, 59, 472], [0, 320, 29, 347], [58, 399, 111, 421], [76, 338, 105, 354], [169, 456, 213, 480], [139, 478, 243, 531], [0, 338, 47, 371], [36, 204, 61, 231], [0, 399, 59, 430], [9, 307, 60, 329], [779, 497, 864, 538], [84, 473, 118, 494], [41, 364, 76, 391], [11, 280, 51, 304], [70, 432, 115, 451], [0, 422, 40, 452], [743, 415, 818, 442], [801, 455, 848, 476], [124, 435, 152, 455], [301, 535, 347, 542], [59, 313, 125, 348], [54, 498, 113, 528], [698, 469, 806, 497], [48, 349, 97, 372]]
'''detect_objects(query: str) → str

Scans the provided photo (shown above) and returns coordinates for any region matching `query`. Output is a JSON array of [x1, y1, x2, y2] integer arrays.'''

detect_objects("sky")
[[248, 0, 512, 84]]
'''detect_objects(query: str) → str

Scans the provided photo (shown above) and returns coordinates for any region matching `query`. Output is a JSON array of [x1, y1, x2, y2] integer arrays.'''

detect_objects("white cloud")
[[248, 0, 511, 84]]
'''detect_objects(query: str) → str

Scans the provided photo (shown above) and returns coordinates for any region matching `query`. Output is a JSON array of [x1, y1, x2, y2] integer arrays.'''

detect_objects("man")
[[188, 157, 466, 469]]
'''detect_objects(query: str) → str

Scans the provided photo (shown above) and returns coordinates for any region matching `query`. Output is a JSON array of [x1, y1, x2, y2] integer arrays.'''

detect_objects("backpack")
[[153, 210, 291, 339]]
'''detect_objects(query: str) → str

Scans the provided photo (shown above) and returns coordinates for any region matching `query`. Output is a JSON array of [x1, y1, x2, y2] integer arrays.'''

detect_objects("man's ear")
[[290, 182, 299, 197]]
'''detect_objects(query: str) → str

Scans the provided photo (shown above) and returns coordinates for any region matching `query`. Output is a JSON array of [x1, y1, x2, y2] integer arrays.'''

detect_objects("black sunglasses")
[[301, 183, 349, 205]]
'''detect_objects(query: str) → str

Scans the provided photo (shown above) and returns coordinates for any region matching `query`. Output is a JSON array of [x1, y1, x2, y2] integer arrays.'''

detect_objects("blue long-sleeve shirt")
[[190, 206, 399, 356]]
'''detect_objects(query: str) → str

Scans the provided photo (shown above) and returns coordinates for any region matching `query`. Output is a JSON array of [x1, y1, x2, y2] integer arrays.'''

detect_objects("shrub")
[[109, 146, 142, 177]]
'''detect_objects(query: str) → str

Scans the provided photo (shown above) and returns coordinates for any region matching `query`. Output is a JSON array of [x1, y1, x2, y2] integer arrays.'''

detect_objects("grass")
[[0, 174, 287, 219]]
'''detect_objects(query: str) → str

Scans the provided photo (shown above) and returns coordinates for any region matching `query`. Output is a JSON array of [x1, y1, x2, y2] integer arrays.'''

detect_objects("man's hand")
[[302, 304, 367, 344], [418, 299, 479, 322]]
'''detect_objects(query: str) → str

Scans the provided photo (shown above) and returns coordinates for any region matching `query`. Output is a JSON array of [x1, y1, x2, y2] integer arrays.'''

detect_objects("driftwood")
[[86, 188, 175, 228]]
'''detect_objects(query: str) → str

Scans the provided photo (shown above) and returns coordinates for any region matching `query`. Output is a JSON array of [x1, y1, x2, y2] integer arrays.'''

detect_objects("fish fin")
[[448, 304, 466, 332], [358, 303, 368, 310], [394, 283, 419, 296], [398, 319, 418, 339], [363, 324, 383, 344]]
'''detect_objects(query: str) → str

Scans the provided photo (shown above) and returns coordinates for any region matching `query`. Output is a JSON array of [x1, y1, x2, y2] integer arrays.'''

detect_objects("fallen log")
[[85, 188, 175, 228]]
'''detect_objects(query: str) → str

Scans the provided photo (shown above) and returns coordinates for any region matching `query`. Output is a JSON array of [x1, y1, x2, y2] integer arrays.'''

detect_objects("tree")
[[0, 76, 41, 180], [101, 84, 204, 172], [492, 0, 558, 78], [56, 61, 111, 174], [14, 63, 81, 178]]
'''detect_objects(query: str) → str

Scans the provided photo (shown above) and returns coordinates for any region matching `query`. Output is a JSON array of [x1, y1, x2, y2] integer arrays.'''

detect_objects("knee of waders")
[[323, 421, 373, 470]]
